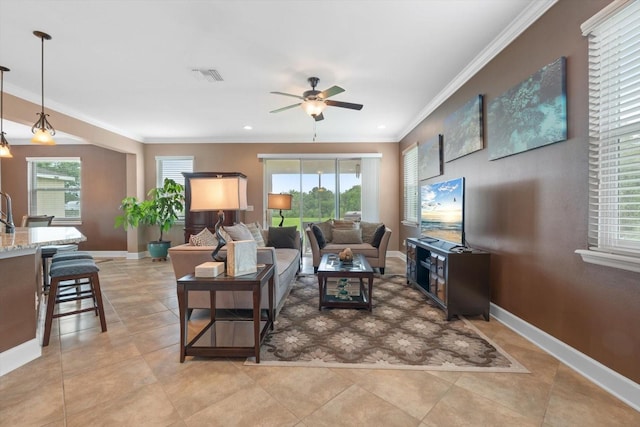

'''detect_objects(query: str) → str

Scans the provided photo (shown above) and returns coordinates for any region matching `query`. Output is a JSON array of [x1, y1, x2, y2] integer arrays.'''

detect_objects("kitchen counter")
[[0, 227, 86, 376]]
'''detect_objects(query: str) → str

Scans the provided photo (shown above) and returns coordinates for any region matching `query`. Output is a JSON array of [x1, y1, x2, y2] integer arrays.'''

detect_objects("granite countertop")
[[0, 227, 86, 253]]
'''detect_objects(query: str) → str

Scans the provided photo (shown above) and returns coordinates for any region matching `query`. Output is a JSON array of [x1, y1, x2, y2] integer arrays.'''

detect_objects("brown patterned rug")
[[246, 275, 527, 372]]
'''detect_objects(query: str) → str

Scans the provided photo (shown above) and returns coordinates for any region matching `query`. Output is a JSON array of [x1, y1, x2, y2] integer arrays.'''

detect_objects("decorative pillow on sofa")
[[332, 219, 357, 230], [314, 220, 333, 242], [244, 221, 266, 246], [224, 223, 254, 242], [360, 221, 383, 245], [267, 226, 297, 249], [371, 224, 386, 248], [311, 224, 327, 249], [331, 228, 363, 244], [189, 228, 218, 246]]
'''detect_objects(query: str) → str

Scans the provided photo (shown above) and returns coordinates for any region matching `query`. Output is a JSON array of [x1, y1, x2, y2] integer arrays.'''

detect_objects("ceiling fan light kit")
[[270, 76, 363, 122]]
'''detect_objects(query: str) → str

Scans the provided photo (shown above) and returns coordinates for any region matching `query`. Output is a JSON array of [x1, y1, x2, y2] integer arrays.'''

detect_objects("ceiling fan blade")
[[320, 85, 345, 99], [325, 100, 363, 110], [314, 112, 324, 122], [270, 103, 301, 113], [270, 91, 304, 100]]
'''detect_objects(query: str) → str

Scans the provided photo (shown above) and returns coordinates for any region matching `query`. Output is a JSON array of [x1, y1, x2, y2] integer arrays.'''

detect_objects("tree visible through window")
[[27, 157, 81, 221]]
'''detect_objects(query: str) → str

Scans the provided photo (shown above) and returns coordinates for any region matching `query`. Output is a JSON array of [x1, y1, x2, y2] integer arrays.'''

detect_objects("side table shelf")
[[176, 264, 275, 363]]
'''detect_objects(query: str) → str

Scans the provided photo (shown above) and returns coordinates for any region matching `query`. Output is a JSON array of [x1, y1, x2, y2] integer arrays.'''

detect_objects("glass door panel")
[[337, 159, 361, 220]]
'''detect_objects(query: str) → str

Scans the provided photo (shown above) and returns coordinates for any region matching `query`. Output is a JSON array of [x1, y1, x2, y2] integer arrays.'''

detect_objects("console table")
[[406, 238, 490, 320], [176, 264, 274, 363]]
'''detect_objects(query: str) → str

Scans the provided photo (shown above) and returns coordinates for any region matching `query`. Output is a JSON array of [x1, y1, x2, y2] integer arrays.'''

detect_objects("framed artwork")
[[443, 94, 483, 162], [418, 134, 443, 180], [488, 56, 567, 160]]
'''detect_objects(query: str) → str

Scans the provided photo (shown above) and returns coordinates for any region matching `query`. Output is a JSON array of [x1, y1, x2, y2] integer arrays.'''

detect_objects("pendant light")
[[31, 31, 55, 145], [0, 66, 12, 158]]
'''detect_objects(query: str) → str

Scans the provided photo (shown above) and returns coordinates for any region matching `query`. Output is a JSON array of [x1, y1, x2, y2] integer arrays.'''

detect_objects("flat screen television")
[[419, 177, 465, 245]]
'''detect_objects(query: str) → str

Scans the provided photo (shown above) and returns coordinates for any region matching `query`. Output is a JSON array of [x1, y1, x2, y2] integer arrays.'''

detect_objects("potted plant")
[[115, 178, 185, 260]]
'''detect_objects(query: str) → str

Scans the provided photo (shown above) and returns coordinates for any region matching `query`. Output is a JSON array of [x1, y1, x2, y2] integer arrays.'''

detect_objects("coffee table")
[[176, 264, 274, 363], [317, 253, 374, 311]]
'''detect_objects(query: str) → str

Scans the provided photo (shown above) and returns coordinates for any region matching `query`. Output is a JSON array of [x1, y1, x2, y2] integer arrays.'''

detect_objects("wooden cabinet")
[[406, 238, 490, 321], [182, 172, 244, 243]]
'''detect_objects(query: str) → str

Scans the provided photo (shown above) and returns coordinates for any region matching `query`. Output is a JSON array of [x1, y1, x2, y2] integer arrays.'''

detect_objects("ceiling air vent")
[[192, 69, 223, 82]]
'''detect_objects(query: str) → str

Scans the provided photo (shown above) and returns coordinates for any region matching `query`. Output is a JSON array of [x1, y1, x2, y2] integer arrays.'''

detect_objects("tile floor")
[[1, 256, 638, 426]]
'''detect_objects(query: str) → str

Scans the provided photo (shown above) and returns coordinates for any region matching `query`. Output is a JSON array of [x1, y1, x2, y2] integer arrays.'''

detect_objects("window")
[[402, 144, 418, 225], [577, 1, 640, 271], [27, 157, 81, 222], [156, 156, 193, 219]]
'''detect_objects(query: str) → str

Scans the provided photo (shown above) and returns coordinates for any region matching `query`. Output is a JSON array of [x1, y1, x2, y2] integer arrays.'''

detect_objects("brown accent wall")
[[1, 145, 128, 251], [144, 142, 400, 251], [399, 0, 640, 383]]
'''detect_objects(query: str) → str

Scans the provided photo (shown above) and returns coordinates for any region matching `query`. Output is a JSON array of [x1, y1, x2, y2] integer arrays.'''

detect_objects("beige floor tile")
[[422, 384, 541, 426], [66, 383, 181, 427], [61, 334, 140, 377], [184, 383, 299, 427], [63, 356, 157, 415], [133, 322, 180, 354], [160, 360, 255, 419], [0, 378, 65, 427], [302, 384, 421, 427], [243, 365, 353, 418], [142, 343, 191, 380], [59, 319, 129, 352], [332, 368, 453, 420], [122, 309, 179, 334], [454, 371, 551, 419]]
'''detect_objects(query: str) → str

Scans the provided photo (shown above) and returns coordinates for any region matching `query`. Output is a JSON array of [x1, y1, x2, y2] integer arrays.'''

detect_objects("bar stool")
[[42, 258, 107, 346]]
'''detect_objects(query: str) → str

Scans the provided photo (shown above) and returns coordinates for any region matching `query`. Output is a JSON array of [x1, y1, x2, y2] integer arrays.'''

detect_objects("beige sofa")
[[169, 230, 300, 314], [305, 223, 392, 274]]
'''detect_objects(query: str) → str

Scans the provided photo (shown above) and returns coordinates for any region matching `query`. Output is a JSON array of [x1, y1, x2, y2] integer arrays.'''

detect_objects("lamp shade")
[[268, 193, 292, 210], [189, 175, 248, 211]]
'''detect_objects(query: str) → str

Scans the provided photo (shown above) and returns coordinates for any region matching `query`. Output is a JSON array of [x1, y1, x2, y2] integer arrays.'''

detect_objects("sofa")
[[169, 226, 301, 314], [305, 220, 392, 274]]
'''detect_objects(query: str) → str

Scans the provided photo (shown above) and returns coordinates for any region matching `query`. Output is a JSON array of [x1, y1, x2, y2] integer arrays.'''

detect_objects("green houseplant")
[[115, 178, 185, 260]]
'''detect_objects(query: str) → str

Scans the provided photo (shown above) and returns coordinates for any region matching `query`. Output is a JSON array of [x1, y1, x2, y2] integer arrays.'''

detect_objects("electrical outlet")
[[246, 205, 254, 211]]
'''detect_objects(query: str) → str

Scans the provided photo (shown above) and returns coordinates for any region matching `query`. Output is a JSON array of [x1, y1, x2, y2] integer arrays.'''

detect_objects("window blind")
[[403, 144, 418, 224], [585, 0, 640, 255], [156, 156, 193, 187]]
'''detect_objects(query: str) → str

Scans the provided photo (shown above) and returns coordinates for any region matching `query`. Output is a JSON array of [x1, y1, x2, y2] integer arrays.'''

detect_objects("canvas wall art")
[[418, 134, 443, 180], [443, 95, 483, 162], [487, 56, 567, 160]]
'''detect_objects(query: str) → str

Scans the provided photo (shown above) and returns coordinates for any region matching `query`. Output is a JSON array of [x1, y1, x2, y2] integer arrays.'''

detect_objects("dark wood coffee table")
[[317, 253, 374, 311], [176, 264, 274, 363]]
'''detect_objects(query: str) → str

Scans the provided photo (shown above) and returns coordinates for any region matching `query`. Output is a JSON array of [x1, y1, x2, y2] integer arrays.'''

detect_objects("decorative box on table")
[[195, 261, 225, 277], [226, 240, 257, 276]]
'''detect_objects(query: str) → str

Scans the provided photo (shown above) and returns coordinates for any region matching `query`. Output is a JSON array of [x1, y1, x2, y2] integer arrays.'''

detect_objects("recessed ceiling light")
[[377, 124, 386, 129], [243, 125, 252, 130]]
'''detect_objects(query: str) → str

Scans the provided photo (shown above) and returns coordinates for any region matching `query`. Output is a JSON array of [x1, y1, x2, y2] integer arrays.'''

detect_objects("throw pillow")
[[332, 219, 357, 230], [267, 226, 297, 249], [360, 221, 383, 245], [314, 220, 333, 242], [371, 224, 386, 248], [244, 221, 266, 246], [224, 223, 254, 242], [311, 224, 327, 249], [331, 228, 363, 244], [189, 228, 218, 246], [219, 226, 233, 244]]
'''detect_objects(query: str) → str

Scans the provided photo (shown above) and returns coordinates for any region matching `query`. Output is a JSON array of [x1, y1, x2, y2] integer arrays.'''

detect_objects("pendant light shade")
[[0, 66, 12, 158], [31, 30, 55, 145]]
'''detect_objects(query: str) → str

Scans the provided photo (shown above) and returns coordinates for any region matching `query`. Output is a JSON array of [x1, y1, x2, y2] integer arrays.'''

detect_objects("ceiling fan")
[[270, 77, 363, 121]]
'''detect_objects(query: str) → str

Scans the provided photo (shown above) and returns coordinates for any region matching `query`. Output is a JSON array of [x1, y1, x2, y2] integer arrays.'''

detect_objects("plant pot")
[[148, 241, 171, 261]]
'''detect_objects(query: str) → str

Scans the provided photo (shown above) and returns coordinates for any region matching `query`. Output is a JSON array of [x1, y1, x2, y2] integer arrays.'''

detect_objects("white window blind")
[[583, 0, 640, 256], [403, 144, 418, 224], [156, 156, 193, 187]]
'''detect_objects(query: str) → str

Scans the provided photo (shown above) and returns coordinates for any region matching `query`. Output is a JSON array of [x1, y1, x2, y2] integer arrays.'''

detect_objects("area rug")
[[245, 275, 528, 373]]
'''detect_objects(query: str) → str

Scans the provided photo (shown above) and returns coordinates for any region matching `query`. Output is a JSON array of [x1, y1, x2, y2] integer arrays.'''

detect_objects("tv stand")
[[406, 238, 490, 321]]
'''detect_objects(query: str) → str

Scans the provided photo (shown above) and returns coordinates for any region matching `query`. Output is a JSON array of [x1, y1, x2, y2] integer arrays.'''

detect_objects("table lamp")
[[190, 174, 248, 261], [268, 193, 292, 227]]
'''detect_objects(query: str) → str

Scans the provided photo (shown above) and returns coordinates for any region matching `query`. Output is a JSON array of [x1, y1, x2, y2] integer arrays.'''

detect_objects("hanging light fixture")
[[31, 31, 55, 145], [0, 66, 12, 158]]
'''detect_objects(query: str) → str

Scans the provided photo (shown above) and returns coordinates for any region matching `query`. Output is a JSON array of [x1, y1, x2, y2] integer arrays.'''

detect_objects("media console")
[[406, 238, 490, 321]]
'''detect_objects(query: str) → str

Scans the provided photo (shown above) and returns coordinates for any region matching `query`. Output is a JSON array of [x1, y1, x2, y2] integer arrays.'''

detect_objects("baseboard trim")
[[0, 339, 41, 377], [490, 303, 640, 411]]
